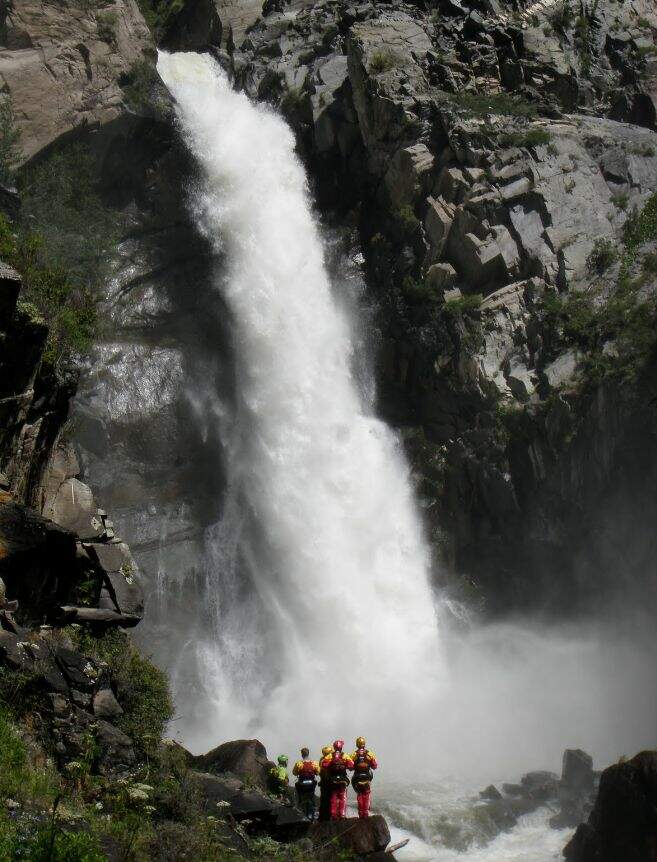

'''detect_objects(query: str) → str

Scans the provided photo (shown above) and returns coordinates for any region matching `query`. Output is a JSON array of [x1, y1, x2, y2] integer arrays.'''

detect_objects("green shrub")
[[391, 205, 421, 244], [0, 95, 21, 185], [586, 237, 618, 274], [71, 630, 173, 758], [548, 0, 574, 32], [0, 706, 27, 800], [96, 10, 118, 44], [611, 192, 629, 210], [0, 215, 97, 364], [499, 127, 551, 148], [623, 192, 657, 251], [121, 59, 158, 110], [369, 50, 398, 74], [135, 0, 187, 40], [443, 293, 483, 315], [450, 92, 537, 118], [402, 276, 441, 304], [642, 251, 657, 274]]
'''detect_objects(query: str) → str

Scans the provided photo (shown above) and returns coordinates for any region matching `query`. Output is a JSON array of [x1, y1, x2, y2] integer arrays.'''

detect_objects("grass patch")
[[450, 92, 537, 118], [499, 127, 551, 149], [443, 293, 483, 315], [586, 237, 618, 274], [369, 50, 398, 74], [0, 95, 21, 185], [96, 10, 118, 44], [70, 629, 173, 758]]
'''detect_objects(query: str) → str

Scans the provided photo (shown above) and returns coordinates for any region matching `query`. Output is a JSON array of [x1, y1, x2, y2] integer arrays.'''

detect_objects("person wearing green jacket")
[[269, 754, 290, 798]]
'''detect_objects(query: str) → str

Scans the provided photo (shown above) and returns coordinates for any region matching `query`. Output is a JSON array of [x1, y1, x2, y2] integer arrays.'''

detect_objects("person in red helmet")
[[320, 739, 354, 820], [350, 737, 378, 818]]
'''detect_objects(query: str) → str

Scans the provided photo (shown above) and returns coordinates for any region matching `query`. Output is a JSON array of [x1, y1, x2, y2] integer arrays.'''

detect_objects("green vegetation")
[[586, 237, 617, 274], [498, 127, 551, 149], [443, 293, 483, 315], [391, 205, 421, 244], [369, 50, 399, 75], [70, 629, 173, 758], [9, 139, 122, 363], [96, 10, 118, 44], [611, 191, 629, 210], [120, 58, 158, 110], [623, 192, 657, 252], [548, 0, 574, 33], [135, 0, 187, 40], [402, 276, 441, 304], [0, 216, 97, 363], [0, 95, 21, 186], [450, 91, 537, 118]]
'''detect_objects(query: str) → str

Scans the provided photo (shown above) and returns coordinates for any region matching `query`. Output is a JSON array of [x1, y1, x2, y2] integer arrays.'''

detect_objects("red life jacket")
[[353, 748, 374, 784], [299, 760, 316, 778], [329, 753, 349, 786]]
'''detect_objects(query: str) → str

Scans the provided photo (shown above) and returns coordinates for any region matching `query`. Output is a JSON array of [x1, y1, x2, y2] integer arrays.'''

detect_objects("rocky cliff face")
[[226, 0, 657, 614], [0, 0, 153, 162]]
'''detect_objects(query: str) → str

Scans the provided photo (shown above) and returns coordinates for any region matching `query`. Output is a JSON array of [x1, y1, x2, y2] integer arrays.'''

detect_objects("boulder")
[[309, 815, 391, 855], [480, 784, 503, 800], [0, 500, 78, 623], [562, 749, 594, 795], [521, 770, 559, 800], [385, 144, 434, 208], [92, 687, 124, 720], [87, 541, 144, 619], [192, 739, 275, 790], [564, 751, 657, 862], [95, 720, 135, 772]]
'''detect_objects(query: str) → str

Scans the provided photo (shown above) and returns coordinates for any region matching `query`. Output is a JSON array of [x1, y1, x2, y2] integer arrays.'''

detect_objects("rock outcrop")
[[564, 750, 657, 862], [192, 738, 275, 790], [229, 0, 657, 614], [0, 0, 154, 162]]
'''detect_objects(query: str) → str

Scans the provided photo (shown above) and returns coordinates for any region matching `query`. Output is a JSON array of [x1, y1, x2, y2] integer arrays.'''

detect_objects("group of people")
[[269, 737, 378, 821]]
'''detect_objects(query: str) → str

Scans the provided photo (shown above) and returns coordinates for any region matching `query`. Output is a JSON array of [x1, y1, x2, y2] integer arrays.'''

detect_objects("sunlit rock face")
[[0, 0, 153, 162]]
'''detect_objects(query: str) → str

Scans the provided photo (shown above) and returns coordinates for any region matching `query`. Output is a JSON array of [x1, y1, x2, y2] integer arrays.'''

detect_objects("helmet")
[[322, 745, 332, 757], [277, 754, 288, 766], [356, 737, 366, 748], [333, 739, 344, 751]]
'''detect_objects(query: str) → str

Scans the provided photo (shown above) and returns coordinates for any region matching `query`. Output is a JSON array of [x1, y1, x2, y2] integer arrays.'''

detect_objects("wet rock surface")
[[564, 750, 657, 862]]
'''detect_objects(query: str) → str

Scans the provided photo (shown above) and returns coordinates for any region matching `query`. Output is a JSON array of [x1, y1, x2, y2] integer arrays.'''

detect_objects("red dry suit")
[[320, 751, 354, 820], [350, 747, 378, 818]]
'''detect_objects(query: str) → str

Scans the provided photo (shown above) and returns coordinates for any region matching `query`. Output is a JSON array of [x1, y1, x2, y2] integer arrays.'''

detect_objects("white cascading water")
[[157, 51, 445, 763], [156, 51, 657, 862]]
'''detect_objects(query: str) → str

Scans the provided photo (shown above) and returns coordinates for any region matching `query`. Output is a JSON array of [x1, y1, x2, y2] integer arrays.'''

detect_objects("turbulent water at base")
[[156, 51, 657, 862]]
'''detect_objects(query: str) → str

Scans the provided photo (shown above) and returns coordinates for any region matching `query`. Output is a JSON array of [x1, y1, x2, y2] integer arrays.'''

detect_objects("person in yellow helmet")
[[318, 745, 333, 822], [350, 737, 378, 818], [293, 747, 320, 820]]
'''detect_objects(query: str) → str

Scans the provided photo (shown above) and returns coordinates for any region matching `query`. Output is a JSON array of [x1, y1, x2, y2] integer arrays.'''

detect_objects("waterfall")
[[157, 51, 445, 761]]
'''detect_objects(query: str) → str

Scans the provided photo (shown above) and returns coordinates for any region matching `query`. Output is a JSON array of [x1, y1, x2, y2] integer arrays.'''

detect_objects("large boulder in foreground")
[[309, 816, 391, 856], [563, 750, 657, 862], [192, 738, 274, 790]]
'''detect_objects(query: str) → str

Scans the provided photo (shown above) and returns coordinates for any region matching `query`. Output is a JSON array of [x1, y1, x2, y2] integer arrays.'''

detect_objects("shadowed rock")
[[193, 738, 275, 790], [563, 750, 657, 862]]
